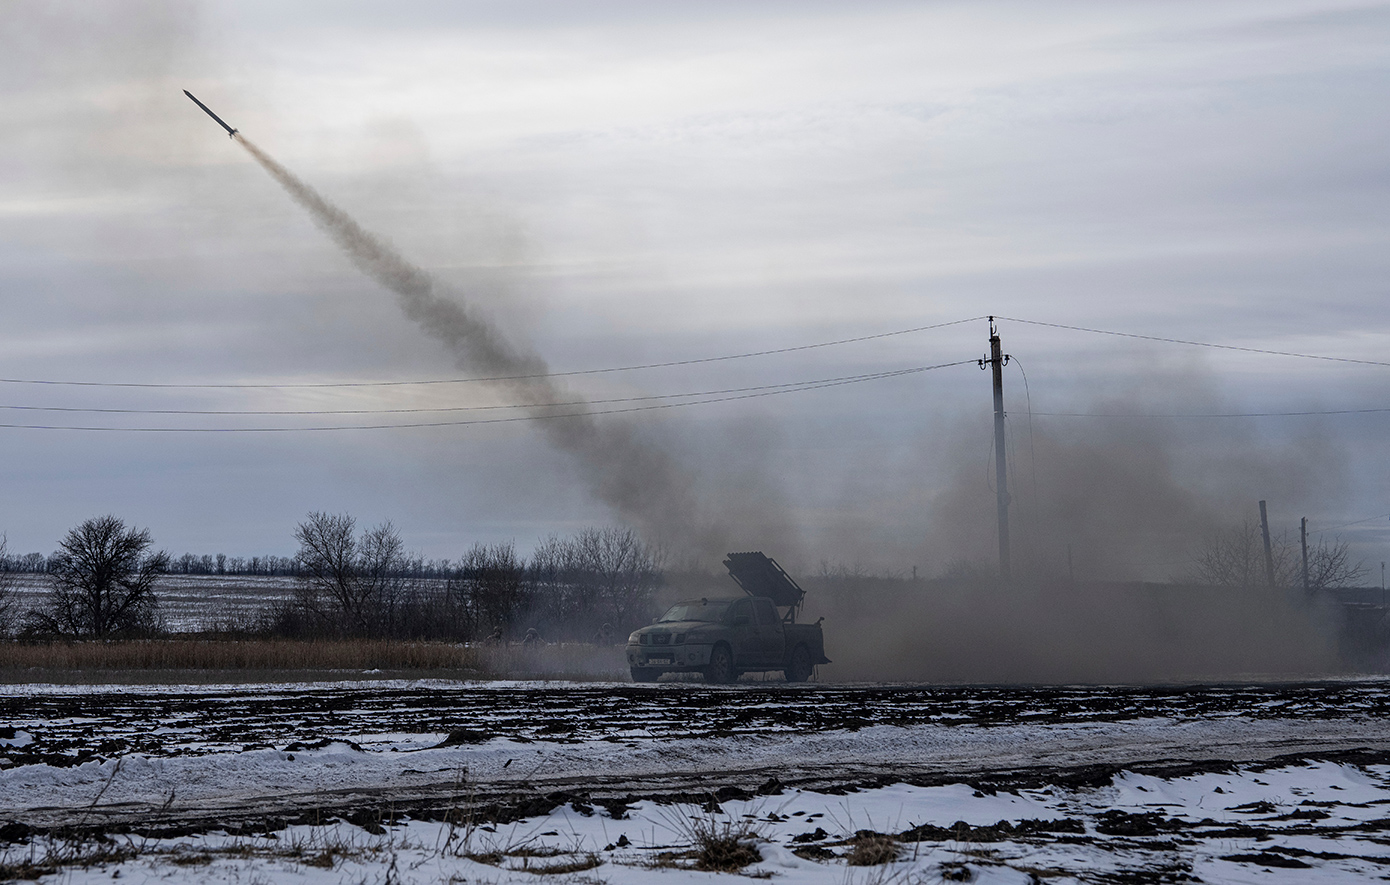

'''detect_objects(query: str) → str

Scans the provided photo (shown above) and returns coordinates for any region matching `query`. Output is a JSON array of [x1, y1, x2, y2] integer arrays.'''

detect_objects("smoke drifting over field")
[[806, 575, 1343, 683], [796, 386, 1356, 682], [236, 135, 738, 555], [919, 402, 1348, 583]]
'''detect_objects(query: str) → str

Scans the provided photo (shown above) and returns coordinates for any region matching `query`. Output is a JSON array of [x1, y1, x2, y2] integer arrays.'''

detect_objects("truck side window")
[[753, 598, 779, 626], [726, 599, 752, 626]]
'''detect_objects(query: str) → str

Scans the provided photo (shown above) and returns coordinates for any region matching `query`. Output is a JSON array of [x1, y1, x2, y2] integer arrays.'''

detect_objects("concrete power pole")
[[1259, 500, 1276, 589], [980, 318, 1011, 581]]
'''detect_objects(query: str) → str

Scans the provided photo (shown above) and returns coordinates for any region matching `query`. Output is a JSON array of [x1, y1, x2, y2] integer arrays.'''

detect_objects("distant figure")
[[484, 626, 504, 645], [522, 627, 543, 647], [594, 622, 615, 646]]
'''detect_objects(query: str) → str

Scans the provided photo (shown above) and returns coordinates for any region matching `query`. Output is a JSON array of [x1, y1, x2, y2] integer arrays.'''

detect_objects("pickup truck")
[[626, 552, 830, 683]]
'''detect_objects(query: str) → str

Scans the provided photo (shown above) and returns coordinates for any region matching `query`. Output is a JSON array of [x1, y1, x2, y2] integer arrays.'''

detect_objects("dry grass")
[[513, 853, 603, 875], [0, 841, 138, 881], [694, 832, 762, 872], [844, 832, 901, 866], [0, 638, 629, 682], [652, 805, 765, 873], [0, 639, 482, 675]]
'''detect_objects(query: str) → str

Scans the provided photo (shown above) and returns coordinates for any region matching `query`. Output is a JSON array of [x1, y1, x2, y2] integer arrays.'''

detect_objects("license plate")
[[647, 657, 672, 665]]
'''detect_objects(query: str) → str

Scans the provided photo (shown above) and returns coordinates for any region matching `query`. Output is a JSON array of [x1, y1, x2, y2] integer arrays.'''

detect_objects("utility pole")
[[980, 317, 1011, 581], [1300, 517, 1310, 593], [1259, 500, 1276, 589]]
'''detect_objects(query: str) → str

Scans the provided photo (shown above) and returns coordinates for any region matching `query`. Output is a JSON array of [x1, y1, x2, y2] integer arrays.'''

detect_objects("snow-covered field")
[[5, 574, 299, 632], [5, 679, 1390, 882]]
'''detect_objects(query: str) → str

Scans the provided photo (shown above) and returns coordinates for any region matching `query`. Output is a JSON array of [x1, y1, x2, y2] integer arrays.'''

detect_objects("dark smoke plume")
[[235, 135, 724, 553]]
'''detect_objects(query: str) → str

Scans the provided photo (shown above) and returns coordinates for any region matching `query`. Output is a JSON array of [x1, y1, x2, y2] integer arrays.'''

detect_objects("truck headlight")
[[629, 632, 642, 644]]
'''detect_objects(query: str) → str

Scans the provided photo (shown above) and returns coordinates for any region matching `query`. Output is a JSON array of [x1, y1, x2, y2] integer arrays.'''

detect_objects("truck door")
[[724, 598, 760, 666], [752, 598, 785, 667]]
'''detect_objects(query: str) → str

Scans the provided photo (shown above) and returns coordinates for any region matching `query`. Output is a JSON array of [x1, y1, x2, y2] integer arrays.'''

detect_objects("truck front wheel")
[[705, 645, 735, 684], [785, 645, 813, 683]]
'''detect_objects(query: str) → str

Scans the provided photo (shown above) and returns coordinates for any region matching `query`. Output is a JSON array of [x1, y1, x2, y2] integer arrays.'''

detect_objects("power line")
[[1314, 513, 1390, 534], [7, 314, 1384, 393], [0, 359, 974, 432], [1031, 407, 1390, 418], [0, 365, 953, 417], [0, 317, 987, 391], [996, 316, 1390, 369]]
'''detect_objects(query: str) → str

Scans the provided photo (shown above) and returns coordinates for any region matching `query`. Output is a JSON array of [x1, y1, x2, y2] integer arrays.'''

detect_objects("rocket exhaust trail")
[[229, 133, 722, 553]]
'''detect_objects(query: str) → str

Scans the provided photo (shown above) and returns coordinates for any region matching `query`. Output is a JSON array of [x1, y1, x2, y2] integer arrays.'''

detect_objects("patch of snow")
[[15, 763, 1390, 883]]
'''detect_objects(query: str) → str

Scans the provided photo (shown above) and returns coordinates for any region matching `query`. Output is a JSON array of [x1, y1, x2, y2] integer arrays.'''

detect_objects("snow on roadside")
[[6, 714, 1389, 821], [11, 762, 1390, 884]]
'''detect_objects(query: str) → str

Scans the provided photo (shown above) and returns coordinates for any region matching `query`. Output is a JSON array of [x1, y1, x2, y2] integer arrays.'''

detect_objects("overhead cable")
[[1312, 513, 1390, 533], [0, 366, 956, 417], [1031, 407, 1390, 418], [996, 316, 1390, 369], [0, 359, 975, 432], [0, 317, 986, 391]]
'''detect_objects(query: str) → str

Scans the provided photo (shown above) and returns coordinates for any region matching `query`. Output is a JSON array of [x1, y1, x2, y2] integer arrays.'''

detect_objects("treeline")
[[269, 512, 662, 642], [0, 549, 303, 576], [0, 514, 664, 644], [3, 550, 529, 579]]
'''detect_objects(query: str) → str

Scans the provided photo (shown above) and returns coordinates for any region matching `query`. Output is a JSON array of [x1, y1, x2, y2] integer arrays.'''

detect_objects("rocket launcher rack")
[[723, 551, 806, 620]]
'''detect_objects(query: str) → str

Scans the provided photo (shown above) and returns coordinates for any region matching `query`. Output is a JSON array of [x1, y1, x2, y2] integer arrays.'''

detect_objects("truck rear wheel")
[[704, 644, 735, 684], [785, 645, 813, 683], [630, 668, 661, 683]]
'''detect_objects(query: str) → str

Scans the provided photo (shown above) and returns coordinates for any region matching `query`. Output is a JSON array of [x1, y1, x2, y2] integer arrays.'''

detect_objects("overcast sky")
[[1, 1, 1387, 578]]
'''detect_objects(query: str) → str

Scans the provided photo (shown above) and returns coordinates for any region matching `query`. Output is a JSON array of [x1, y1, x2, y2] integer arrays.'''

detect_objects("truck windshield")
[[658, 600, 733, 623]]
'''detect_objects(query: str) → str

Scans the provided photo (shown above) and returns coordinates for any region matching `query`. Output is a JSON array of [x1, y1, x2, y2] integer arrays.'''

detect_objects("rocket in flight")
[[183, 90, 238, 138]]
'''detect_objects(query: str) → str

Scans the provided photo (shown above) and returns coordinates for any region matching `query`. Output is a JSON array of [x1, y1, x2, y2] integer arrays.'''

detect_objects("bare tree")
[[28, 515, 168, 638], [452, 542, 524, 637], [572, 526, 665, 626], [1305, 535, 1366, 592], [1188, 519, 1364, 590], [0, 534, 16, 635], [525, 527, 663, 636], [293, 512, 408, 636], [357, 520, 411, 627]]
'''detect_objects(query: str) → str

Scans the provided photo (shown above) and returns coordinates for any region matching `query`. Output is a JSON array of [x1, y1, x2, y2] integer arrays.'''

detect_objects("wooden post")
[[1259, 500, 1276, 589]]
